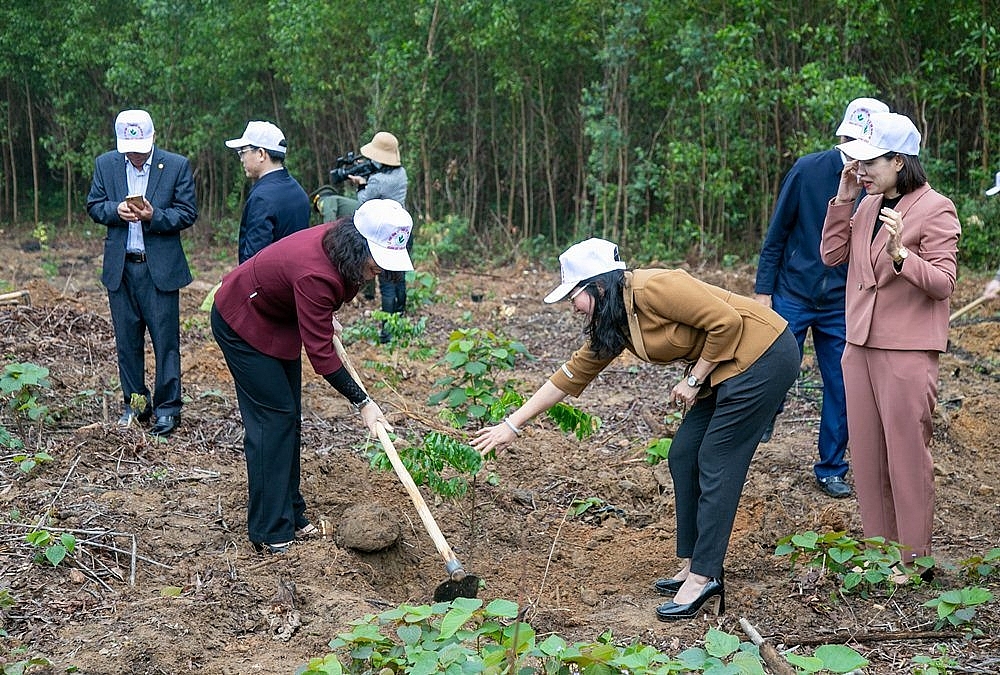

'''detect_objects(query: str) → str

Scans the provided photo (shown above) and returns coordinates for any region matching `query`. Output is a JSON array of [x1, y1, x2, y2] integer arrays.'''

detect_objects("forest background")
[[2, 0, 999, 270]]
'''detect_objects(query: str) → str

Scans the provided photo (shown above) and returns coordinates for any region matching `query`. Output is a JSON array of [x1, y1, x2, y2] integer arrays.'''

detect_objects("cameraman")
[[349, 132, 409, 342]]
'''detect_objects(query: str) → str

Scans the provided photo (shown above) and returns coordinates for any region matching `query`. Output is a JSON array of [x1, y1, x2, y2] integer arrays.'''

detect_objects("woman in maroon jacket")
[[211, 199, 413, 554], [822, 113, 960, 578]]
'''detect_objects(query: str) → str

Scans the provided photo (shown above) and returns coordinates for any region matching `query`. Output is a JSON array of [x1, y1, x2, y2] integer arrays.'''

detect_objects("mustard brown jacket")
[[549, 269, 789, 397]]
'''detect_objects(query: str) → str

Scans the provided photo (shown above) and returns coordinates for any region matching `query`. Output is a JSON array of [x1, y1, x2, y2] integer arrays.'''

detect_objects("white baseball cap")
[[544, 238, 626, 304], [115, 110, 155, 154], [354, 199, 413, 271], [987, 171, 1000, 197], [837, 112, 921, 161], [835, 97, 890, 138], [225, 121, 288, 154]]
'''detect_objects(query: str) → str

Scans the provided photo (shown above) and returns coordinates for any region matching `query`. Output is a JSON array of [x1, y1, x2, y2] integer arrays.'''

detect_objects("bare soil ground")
[[1, 230, 998, 674]]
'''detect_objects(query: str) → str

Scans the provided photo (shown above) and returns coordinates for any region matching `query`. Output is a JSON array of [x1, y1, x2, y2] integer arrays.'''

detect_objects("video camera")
[[329, 151, 378, 185]]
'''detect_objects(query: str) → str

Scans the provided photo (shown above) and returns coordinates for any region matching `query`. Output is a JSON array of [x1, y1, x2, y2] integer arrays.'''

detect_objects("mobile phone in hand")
[[126, 194, 145, 209]]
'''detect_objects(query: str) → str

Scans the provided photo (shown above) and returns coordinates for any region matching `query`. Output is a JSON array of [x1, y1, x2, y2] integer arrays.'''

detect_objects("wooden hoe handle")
[[332, 335, 468, 580]]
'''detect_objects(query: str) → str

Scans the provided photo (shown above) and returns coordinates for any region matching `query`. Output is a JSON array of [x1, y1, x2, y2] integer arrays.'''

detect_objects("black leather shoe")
[[655, 570, 723, 596], [252, 540, 292, 554], [655, 578, 725, 621], [816, 475, 852, 498], [653, 577, 683, 595], [118, 405, 152, 427], [150, 414, 180, 437]]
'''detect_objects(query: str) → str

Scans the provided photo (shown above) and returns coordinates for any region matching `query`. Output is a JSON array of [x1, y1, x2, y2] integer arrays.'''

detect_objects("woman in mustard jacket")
[[472, 238, 799, 621]]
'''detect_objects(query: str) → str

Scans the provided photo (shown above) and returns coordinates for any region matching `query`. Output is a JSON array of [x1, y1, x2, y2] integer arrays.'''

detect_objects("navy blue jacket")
[[238, 168, 311, 264], [755, 149, 848, 309], [87, 147, 198, 292]]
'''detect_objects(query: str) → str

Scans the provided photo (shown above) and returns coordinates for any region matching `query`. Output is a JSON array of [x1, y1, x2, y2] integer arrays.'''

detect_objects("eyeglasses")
[[856, 152, 897, 174], [236, 147, 257, 159], [568, 284, 590, 302]]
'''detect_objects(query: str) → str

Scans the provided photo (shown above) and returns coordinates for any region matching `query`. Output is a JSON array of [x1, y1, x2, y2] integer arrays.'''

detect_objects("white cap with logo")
[[837, 112, 921, 161], [354, 199, 413, 271], [544, 238, 626, 304], [835, 97, 890, 139], [225, 121, 288, 154], [115, 110, 155, 154]]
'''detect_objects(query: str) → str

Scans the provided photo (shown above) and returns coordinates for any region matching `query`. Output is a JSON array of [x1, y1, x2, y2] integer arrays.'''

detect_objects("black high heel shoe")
[[655, 578, 725, 621], [653, 570, 723, 596], [653, 577, 683, 595]]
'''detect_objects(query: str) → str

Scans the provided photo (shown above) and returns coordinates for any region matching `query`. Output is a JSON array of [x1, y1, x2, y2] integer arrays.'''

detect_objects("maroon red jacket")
[[214, 223, 360, 375]]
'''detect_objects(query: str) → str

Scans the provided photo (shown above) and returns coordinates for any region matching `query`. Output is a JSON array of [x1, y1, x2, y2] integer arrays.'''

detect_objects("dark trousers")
[[211, 308, 306, 544], [379, 271, 407, 314], [107, 260, 182, 416], [772, 294, 849, 479], [668, 328, 799, 578]]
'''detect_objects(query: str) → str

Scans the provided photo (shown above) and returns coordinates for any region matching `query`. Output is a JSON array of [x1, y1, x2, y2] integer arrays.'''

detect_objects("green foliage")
[[0, 586, 14, 612], [298, 598, 867, 674], [369, 431, 482, 500], [1, 648, 52, 675], [30, 222, 50, 250], [0, 426, 24, 451], [415, 215, 478, 265], [922, 586, 994, 632], [775, 531, 935, 594], [1, 362, 52, 424], [784, 644, 869, 674], [644, 437, 672, 464], [912, 645, 959, 675], [12, 451, 53, 476], [545, 402, 601, 440], [24, 530, 76, 568], [405, 271, 439, 308], [957, 547, 1000, 581], [343, 312, 428, 351], [428, 328, 530, 427], [568, 496, 606, 518]]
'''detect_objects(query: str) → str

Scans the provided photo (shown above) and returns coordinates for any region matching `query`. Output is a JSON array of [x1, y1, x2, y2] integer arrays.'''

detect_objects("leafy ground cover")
[[1, 231, 998, 674]]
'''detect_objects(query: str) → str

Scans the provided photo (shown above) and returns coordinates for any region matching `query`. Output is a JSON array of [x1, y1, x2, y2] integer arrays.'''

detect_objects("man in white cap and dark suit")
[[86, 109, 198, 437], [225, 120, 310, 264]]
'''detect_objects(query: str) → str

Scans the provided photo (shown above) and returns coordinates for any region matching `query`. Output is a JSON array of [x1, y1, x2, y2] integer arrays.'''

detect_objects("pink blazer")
[[821, 183, 960, 352]]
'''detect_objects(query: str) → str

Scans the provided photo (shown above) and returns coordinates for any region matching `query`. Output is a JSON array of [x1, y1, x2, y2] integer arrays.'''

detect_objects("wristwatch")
[[686, 374, 702, 388], [893, 247, 909, 264]]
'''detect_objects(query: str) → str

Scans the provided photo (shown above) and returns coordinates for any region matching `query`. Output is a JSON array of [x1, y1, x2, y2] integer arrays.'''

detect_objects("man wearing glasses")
[[225, 121, 311, 264]]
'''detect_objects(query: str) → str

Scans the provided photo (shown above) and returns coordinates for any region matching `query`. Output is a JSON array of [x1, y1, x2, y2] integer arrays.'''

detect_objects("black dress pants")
[[211, 308, 307, 544], [668, 328, 799, 578]]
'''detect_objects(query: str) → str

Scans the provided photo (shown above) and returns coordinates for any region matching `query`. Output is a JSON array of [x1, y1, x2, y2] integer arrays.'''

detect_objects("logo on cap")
[[387, 228, 409, 250]]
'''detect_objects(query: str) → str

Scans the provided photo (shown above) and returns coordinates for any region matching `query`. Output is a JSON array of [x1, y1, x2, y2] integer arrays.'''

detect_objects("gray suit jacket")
[[87, 147, 198, 292]]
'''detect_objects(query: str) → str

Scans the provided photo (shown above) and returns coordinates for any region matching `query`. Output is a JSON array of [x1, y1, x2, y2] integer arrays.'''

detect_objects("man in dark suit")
[[753, 97, 889, 498], [87, 109, 198, 437]]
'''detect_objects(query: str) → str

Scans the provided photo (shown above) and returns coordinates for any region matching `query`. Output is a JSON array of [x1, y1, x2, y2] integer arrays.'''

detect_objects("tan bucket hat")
[[360, 131, 401, 166]]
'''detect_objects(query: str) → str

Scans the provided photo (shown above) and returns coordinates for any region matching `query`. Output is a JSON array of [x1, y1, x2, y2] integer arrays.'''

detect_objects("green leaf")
[[438, 605, 476, 640], [160, 586, 184, 597], [813, 644, 868, 673], [396, 624, 422, 644], [704, 628, 740, 658], [465, 361, 488, 376], [484, 598, 519, 618], [784, 652, 824, 672], [829, 547, 854, 564], [537, 633, 567, 656], [791, 532, 819, 549], [44, 544, 66, 566]]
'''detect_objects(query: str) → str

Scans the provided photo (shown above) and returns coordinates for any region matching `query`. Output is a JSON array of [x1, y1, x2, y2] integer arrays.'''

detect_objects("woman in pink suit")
[[821, 112, 960, 575]]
